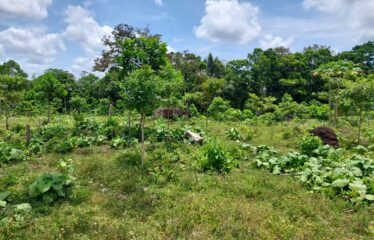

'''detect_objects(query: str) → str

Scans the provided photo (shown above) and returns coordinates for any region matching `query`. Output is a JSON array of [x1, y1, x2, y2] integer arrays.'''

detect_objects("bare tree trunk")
[[357, 108, 363, 144], [5, 114, 9, 130], [109, 103, 113, 118], [26, 125, 31, 146], [128, 110, 132, 137], [329, 80, 333, 125], [47, 102, 51, 123], [140, 113, 145, 167]]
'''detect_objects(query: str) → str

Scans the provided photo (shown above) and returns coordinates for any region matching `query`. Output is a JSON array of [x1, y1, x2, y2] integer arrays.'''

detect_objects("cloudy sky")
[[0, 0, 373, 76]]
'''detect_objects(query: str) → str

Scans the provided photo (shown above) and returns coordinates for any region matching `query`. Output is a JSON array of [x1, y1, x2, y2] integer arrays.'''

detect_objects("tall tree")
[[45, 69, 76, 113], [206, 53, 225, 78], [223, 59, 253, 109], [339, 41, 374, 74], [0, 60, 28, 78], [169, 51, 207, 92]]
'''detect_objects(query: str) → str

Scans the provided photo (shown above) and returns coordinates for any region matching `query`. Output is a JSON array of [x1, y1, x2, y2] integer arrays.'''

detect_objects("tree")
[[0, 75, 27, 129], [32, 72, 67, 122], [122, 67, 161, 166], [343, 75, 374, 143], [45, 69, 76, 113], [313, 60, 362, 126], [339, 41, 374, 74], [206, 53, 225, 78], [223, 59, 252, 109], [248, 48, 282, 97], [0, 60, 28, 78], [169, 51, 207, 92]]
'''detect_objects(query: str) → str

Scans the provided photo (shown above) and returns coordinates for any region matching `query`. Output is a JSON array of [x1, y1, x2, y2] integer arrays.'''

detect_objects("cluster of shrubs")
[[206, 94, 329, 122]]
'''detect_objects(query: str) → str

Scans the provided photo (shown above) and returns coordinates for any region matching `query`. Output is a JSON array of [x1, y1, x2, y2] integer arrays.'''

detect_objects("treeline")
[[0, 24, 373, 128]]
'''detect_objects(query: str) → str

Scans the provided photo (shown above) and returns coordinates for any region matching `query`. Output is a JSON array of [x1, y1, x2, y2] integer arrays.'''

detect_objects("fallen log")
[[186, 130, 203, 144]]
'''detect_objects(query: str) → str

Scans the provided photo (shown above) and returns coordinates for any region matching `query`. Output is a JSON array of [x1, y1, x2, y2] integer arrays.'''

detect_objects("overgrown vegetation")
[[0, 23, 373, 239]]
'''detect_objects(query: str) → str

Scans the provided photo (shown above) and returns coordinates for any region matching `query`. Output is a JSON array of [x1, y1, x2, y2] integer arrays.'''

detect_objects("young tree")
[[0, 75, 27, 129], [343, 75, 374, 143], [122, 67, 161, 166], [313, 60, 361, 126], [32, 72, 67, 122]]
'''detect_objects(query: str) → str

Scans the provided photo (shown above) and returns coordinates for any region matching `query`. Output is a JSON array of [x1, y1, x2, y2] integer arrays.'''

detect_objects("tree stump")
[[311, 126, 339, 148]]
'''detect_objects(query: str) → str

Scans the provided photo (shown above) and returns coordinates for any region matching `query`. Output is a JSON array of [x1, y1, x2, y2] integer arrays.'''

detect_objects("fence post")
[[26, 124, 31, 146]]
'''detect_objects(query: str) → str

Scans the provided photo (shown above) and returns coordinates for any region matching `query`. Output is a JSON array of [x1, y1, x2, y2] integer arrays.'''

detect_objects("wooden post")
[[109, 103, 113, 118], [26, 125, 31, 146]]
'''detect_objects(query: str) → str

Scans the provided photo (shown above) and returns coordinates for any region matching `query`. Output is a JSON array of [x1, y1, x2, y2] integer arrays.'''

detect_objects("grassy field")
[[0, 116, 373, 239]]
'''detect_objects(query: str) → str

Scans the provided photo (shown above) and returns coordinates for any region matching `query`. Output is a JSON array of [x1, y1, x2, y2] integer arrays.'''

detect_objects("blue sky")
[[0, 0, 373, 77]]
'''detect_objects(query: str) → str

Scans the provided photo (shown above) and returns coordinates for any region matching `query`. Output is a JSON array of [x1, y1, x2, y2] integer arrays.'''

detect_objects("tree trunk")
[[26, 125, 31, 146], [109, 103, 113, 118], [128, 110, 132, 137], [64, 96, 67, 114], [47, 102, 51, 123], [5, 114, 9, 130], [328, 80, 333, 125], [140, 113, 145, 167], [357, 108, 363, 144]]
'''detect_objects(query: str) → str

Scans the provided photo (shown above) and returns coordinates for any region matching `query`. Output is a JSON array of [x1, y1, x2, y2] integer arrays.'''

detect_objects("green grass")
[[0, 116, 373, 239]]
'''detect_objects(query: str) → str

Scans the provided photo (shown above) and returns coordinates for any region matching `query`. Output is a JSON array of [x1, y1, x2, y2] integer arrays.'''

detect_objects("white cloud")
[[0, 27, 65, 75], [194, 0, 261, 44], [303, 0, 374, 40], [260, 34, 294, 49], [154, 0, 163, 6], [63, 5, 112, 54], [0, 0, 53, 20], [0, 27, 64, 65]]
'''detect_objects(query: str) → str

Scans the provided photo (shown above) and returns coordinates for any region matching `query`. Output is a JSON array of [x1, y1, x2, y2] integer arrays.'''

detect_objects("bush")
[[29, 173, 72, 204], [198, 140, 238, 173], [10, 124, 25, 134], [226, 128, 242, 141], [53, 138, 75, 154], [0, 142, 27, 164], [299, 135, 322, 156], [207, 97, 230, 121]]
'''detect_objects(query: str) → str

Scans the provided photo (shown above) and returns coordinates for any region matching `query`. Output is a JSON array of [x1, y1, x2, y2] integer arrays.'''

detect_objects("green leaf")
[[14, 203, 32, 211], [0, 200, 6, 208], [332, 179, 350, 188], [38, 180, 52, 193], [0, 191, 10, 201], [364, 194, 374, 201]]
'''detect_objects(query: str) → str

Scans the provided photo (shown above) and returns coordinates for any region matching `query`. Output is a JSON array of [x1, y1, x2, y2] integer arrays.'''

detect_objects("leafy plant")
[[226, 128, 242, 141], [299, 135, 322, 156], [29, 173, 72, 204], [197, 139, 239, 173]]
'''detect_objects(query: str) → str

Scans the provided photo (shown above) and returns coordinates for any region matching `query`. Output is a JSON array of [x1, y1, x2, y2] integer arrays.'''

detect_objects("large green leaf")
[[0, 191, 10, 201], [332, 179, 350, 188]]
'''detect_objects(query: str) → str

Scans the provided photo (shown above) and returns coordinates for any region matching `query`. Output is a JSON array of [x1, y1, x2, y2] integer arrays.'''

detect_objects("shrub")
[[53, 138, 75, 154], [29, 173, 72, 204], [188, 103, 199, 117], [207, 97, 230, 121], [299, 135, 322, 156], [198, 140, 238, 173], [225, 108, 243, 121], [0, 142, 27, 164], [10, 124, 25, 134], [226, 128, 242, 141]]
